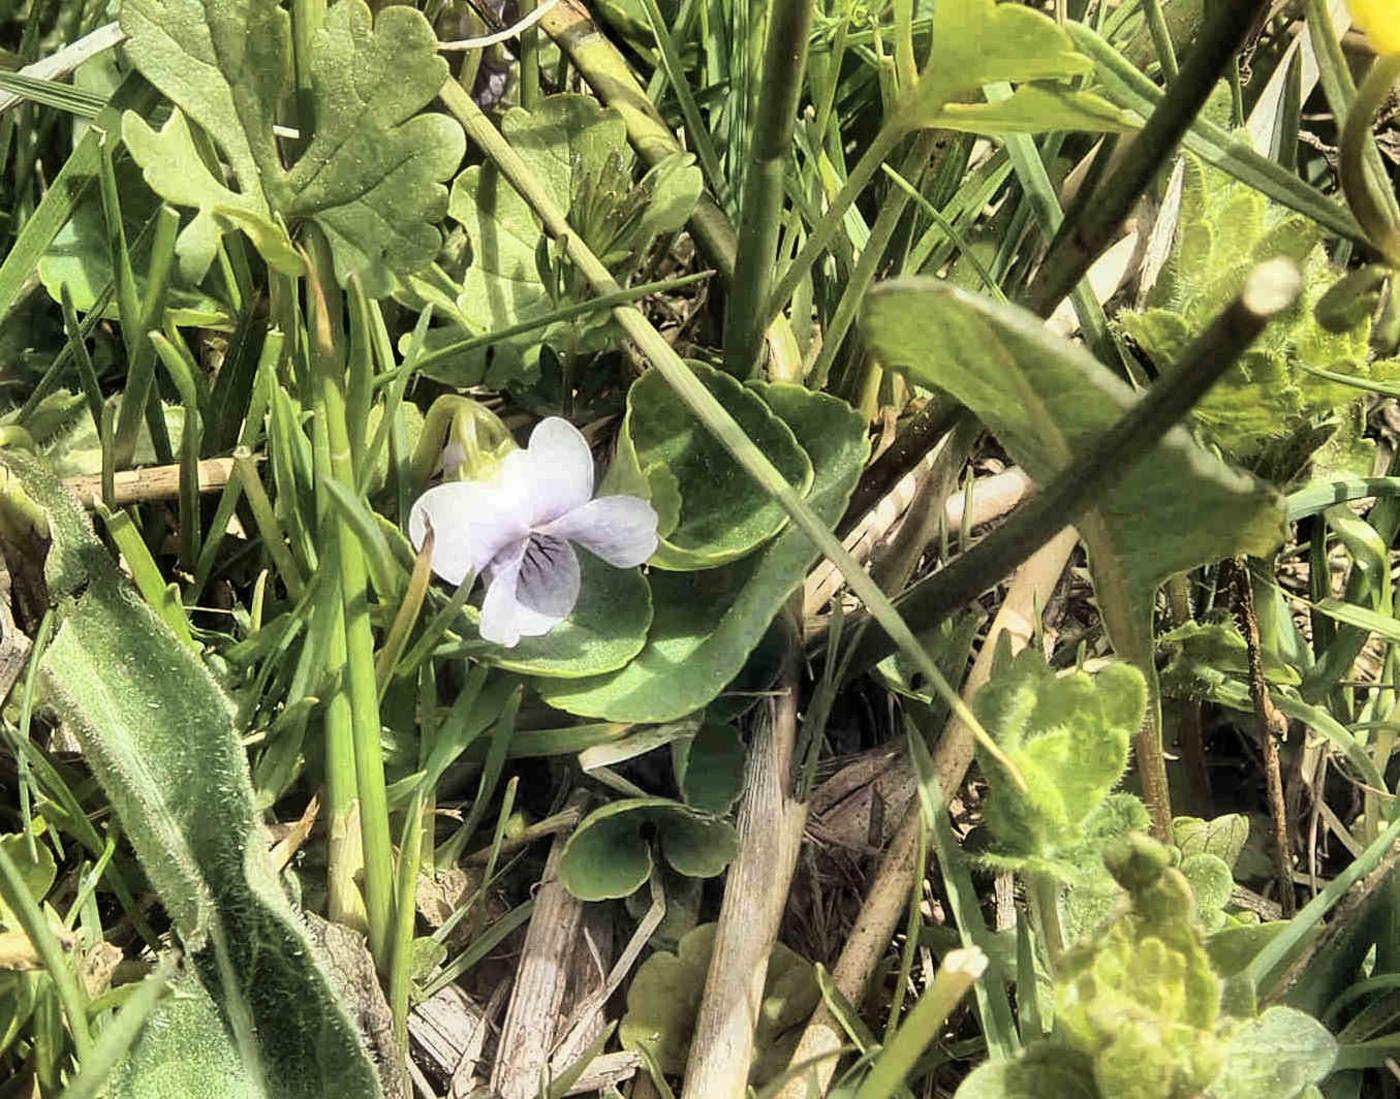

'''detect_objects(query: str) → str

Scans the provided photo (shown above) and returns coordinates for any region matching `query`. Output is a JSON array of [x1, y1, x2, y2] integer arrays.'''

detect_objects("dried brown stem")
[[775, 529, 1078, 1099], [1235, 558, 1295, 918], [682, 651, 804, 1099], [63, 456, 237, 508]]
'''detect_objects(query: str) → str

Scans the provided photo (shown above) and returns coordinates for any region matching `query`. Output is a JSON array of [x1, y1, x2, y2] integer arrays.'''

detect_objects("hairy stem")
[[1030, 0, 1271, 317]]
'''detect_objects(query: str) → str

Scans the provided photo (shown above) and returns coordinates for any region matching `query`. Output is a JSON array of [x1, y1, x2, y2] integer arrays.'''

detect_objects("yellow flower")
[[1350, 0, 1400, 54]]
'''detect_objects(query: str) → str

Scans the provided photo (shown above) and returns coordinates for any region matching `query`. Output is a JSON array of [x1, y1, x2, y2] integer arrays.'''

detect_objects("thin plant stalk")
[[763, 121, 906, 330], [306, 256, 395, 966], [1141, 0, 1179, 80], [722, 0, 813, 376], [1340, 55, 1400, 266], [440, 78, 1023, 790]]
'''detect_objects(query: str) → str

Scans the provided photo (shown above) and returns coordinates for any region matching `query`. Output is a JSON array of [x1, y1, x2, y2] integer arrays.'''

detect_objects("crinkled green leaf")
[[559, 798, 736, 901], [432, 95, 701, 384], [1159, 619, 1300, 699], [974, 648, 1145, 863], [619, 923, 819, 1083], [864, 278, 1287, 660], [1063, 793, 1152, 942], [540, 384, 866, 721], [921, 85, 1137, 135], [1209, 1007, 1336, 1099], [609, 361, 812, 570], [3, 450, 381, 1097], [1118, 155, 1400, 462], [1174, 815, 1250, 870], [1181, 853, 1234, 933], [1058, 836, 1225, 1099], [675, 723, 745, 814], [120, 0, 463, 295]]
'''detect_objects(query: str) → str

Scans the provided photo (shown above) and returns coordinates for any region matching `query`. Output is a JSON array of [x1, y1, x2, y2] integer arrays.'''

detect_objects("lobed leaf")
[[120, 0, 463, 295]]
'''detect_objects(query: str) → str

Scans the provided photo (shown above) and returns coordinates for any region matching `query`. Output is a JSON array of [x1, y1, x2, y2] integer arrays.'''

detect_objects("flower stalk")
[[1340, 54, 1400, 267]]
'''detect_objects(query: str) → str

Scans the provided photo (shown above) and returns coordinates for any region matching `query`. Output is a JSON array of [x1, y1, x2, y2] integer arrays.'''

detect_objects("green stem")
[[723, 0, 813, 376], [232, 447, 305, 600], [1029, 0, 1270, 318], [307, 252, 394, 966], [853, 948, 986, 1099], [440, 79, 1025, 792], [1029, 872, 1066, 966], [1140, 0, 1179, 80], [519, 0, 540, 108], [1340, 55, 1400, 267]]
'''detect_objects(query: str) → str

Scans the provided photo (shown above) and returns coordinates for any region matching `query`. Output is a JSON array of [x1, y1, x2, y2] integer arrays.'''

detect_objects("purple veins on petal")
[[407, 415, 659, 648]]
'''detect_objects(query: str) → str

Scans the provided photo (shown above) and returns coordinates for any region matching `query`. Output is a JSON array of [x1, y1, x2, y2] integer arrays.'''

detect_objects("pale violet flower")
[[409, 417, 658, 647]]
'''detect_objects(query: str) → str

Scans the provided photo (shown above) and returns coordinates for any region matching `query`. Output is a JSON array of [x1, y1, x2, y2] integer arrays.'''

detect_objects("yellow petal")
[[1350, 0, 1400, 54]]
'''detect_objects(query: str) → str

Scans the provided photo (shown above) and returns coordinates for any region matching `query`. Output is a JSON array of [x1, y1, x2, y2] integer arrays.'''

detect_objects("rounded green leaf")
[[559, 797, 737, 901], [541, 384, 865, 721], [675, 723, 745, 814], [620, 923, 819, 1082], [612, 361, 812, 570]]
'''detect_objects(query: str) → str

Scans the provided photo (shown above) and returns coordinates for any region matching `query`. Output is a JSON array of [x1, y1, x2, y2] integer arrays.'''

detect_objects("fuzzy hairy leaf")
[[973, 649, 1146, 873], [0, 451, 381, 1097], [1058, 837, 1226, 1099], [619, 923, 819, 1082], [864, 278, 1287, 661], [120, 0, 463, 295], [1118, 155, 1400, 462]]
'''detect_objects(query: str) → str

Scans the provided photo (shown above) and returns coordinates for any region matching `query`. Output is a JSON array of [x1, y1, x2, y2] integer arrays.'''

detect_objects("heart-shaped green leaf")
[[120, 0, 464, 294], [540, 383, 866, 721], [1, 450, 382, 1096], [620, 923, 819, 1082], [863, 278, 1287, 659], [609, 361, 812, 570], [559, 797, 737, 901]]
